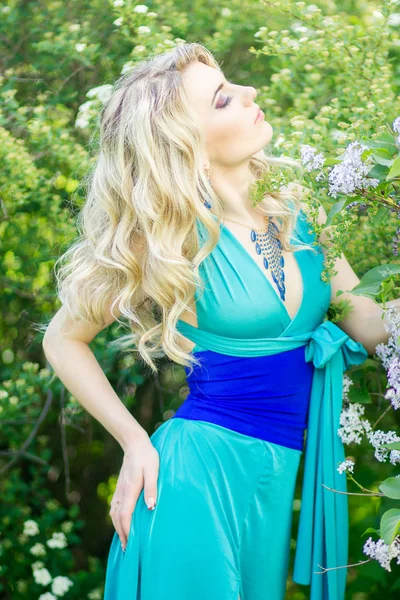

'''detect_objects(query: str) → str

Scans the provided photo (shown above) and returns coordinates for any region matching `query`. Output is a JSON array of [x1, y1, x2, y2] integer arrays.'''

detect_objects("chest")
[[221, 219, 304, 322]]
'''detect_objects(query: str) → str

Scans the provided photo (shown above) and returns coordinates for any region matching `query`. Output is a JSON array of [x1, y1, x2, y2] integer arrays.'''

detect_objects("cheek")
[[209, 114, 246, 149]]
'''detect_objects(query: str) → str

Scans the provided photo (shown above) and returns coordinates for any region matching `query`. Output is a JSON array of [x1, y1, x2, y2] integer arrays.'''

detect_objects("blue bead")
[[255, 242, 261, 255], [251, 229, 256, 242], [263, 256, 269, 269]]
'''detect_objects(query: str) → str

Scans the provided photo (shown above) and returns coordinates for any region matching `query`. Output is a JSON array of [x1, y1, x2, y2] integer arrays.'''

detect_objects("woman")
[[42, 42, 387, 600]]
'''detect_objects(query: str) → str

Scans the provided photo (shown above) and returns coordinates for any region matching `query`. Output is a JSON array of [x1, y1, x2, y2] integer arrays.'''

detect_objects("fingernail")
[[121, 543, 125, 552], [146, 497, 155, 510]]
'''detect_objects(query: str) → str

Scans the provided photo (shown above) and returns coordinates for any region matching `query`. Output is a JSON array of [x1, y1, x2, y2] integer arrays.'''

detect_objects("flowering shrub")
[[2, 0, 400, 598]]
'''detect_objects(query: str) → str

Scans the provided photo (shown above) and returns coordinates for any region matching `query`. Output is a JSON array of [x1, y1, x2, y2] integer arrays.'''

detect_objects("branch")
[[0, 386, 54, 474], [322, 483, 384, 497], [314, 558, 373, 575]]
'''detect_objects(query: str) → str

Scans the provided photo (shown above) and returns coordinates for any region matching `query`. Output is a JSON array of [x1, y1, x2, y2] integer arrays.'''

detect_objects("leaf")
[[361, 527, 381, 537], [349, 264, 400, 298], [380, 508, 400, 545], [325, 199, 349, 227], [368, 162, 390, 181], [372, 206, 390, 227], [348, 377, 372, 404], [379, 477, 400, 499], [372, 149, 395, 167], [380, 441, 400, 450], [387, 156, 400, 180], [363, 132, 398, 153]]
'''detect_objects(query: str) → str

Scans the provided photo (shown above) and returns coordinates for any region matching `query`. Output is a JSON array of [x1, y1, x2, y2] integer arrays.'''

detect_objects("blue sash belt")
[[176, 318, 368, 600], [173, 345, 314, 451]]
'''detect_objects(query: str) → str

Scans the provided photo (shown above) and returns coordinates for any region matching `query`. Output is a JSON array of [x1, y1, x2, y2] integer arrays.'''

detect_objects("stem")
[[314, 558, 373, 574], [372, 405, 392, 430], [322, 483, 384, 497]]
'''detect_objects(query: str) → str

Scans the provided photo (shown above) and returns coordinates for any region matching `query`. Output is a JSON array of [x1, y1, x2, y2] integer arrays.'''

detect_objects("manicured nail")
[[146, 497, 155, 510]]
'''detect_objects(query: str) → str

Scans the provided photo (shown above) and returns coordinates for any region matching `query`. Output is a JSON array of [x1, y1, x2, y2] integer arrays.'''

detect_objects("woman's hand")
[[109, 433, 160, 551]]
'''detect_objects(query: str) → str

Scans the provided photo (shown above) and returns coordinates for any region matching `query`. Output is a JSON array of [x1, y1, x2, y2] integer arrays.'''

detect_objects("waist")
[[173, 346, 314, 451]]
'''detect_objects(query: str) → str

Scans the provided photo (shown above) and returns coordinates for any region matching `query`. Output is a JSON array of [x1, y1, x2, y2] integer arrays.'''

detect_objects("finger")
[[118, 482, 142, 542], [109, 501, 126, 551], [143, 458, 159, 510]]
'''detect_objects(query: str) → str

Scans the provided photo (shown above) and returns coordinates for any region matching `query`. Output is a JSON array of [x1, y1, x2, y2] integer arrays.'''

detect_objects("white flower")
[[33, 568, 52, 586], [86, 84, 113, 103], [0, 390, 8, 399], [299, 144, 325, 172], [39, 594, 57, 600], [221, 8, 231, 17], [393, 116, 400, 134], [23, 519, 39, 536], [388, 13, 400, 26], [113, 0, 124, 6], [327, 140, 380, 199], [68, 23, 81, 32], [137, 25, 151, 34], [75, 43, 87, 52], [337, 401, 372, 445], [88, 588, 103, 600], [60, 521, 74, 534], [113, 17, 123, 26], [51, 576, 74, 597], [75, 116, 90, 129], [30, 543, 47, 556], [133, 4, 149, 12], [363, 535, 400, 571], [47, 532, 68, 549], [367, 429, 400, 464], [337, 459, 355, 474]]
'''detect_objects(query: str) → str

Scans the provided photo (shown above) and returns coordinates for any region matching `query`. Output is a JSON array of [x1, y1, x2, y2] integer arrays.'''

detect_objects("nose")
[[246, 86, 257, 104]]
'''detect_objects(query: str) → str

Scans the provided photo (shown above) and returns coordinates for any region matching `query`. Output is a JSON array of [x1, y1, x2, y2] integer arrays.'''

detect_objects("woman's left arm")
[[312, 202, 394, 356]]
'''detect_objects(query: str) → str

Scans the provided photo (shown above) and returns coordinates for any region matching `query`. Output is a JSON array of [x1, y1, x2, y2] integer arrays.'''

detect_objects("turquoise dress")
[[104, 208, 368, 600]]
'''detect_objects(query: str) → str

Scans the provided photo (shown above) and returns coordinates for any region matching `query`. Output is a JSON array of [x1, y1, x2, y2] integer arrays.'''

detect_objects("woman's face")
[[182, 61, 273, 169]]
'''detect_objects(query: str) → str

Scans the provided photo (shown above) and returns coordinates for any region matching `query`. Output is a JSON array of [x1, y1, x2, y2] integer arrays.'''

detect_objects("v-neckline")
[[219, 219, 305, 325]]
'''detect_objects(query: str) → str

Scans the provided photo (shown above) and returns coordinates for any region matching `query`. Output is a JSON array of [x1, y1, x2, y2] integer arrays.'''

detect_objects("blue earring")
[[204, 171, 212, 209]]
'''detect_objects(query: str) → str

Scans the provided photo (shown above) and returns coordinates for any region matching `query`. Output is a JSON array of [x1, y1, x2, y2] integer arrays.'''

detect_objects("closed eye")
[[217, 95, 233, 109]]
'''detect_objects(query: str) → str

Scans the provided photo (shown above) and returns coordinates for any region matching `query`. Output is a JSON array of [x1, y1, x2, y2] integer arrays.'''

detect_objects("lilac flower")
[[376, 306, 400, 409], [337, 459, 355, 474], [337, 402, 372, 444], [338, 374, 372, 444], [299, 144, 326, 176], [363, 535, 400, 571], [367, 429, 400, 464], [392, 116, 400, 134], [327, 141, 380, 198]]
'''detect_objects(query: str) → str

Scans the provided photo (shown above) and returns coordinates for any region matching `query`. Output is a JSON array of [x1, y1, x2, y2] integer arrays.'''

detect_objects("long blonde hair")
[[53, 42, 315, 375]]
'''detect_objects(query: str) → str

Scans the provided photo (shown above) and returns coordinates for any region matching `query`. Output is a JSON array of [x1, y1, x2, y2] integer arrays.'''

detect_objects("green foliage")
[[2, 0, 400, 597]]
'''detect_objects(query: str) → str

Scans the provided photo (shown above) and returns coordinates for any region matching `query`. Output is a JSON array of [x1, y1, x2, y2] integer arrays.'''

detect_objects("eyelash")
[[218, 95, 233, 109]]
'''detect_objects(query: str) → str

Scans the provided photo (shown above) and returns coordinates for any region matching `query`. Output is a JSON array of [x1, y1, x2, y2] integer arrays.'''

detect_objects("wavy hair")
[[52, 42, 317, 375]]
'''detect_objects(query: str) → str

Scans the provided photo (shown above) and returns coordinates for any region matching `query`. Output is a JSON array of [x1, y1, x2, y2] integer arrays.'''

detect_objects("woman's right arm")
[[42, 304, 160, 550], [42, 304, 147, 452]]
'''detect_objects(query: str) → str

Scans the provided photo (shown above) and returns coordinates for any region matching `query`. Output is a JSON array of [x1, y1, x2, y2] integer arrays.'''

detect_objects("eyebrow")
[[211, 78, 229, 107]]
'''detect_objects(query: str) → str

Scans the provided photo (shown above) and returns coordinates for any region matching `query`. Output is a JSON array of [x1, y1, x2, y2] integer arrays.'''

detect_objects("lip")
[[254, 107, 264, 124]]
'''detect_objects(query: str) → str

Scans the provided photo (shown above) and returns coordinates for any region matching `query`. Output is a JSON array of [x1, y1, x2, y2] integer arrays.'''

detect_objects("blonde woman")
[[43, 42, 384, 600]]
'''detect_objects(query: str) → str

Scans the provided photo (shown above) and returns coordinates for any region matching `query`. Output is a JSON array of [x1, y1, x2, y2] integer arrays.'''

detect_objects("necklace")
[[204, 199, 286, 301]]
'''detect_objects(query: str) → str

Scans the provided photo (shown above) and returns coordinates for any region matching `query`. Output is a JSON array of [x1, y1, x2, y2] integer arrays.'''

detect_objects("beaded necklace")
[[203, 197, 286, 302]]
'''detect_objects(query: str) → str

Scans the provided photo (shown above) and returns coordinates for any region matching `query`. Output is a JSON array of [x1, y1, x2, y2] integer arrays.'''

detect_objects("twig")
[[322, 483, 384, 497], [314, 558, 372, 574], [0, 386, 54, 474], [59, 386, 71, 499]]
